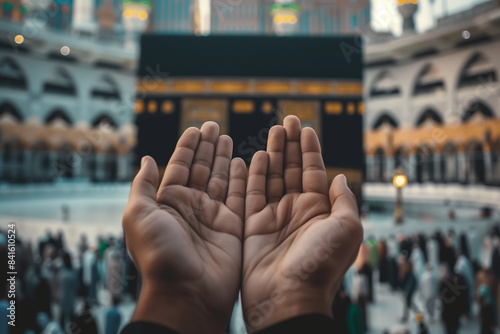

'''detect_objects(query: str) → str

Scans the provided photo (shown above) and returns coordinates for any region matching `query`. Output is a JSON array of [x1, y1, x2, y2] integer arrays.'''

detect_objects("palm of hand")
[[143, 185, 242, 284], [241, 117, 362, 331], [123, 122, 246, 331]]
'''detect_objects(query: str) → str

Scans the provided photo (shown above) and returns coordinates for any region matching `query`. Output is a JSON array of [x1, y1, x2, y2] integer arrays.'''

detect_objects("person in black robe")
[[72, 301, 98, 334], [400, 237, 413, 260], [331, 286, 350, 334], [477, 285, 498, 334], [491, 243, 500, 281], [442, 238, 456, 272], [359, 262, 374, 303], [402, 260, 416, 322], [378, 239, 389, 283], [459, 232, 470, 260], [439, 270, 468, 334], [434, 230, 445, 263], [417, 234, 428, 263]]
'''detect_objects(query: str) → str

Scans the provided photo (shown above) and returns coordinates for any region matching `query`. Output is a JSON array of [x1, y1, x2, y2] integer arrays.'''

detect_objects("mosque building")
[[363, 0, 500, 204], [2, 0, 498, 207], [0, 0, 140, 183]]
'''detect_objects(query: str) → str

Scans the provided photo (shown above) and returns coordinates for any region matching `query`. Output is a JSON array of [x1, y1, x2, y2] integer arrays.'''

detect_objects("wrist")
[[245, 289, 332, 332], [132, 280, 228, 334]]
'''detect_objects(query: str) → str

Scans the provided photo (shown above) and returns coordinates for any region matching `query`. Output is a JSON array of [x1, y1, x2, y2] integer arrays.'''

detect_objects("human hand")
[[242, 116, 363, 331], [123, 122, 247, 333]]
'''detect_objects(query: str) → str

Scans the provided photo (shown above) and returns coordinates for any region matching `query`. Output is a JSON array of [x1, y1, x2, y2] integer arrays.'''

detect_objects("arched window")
[[1, 139, 24, 182], [92, 114, 117, 129], [416, 109, 443, 127], [83, 144, 97, 182], [413, 64, 445, 96], [45, 110, 73, 126], [441, 143, 458, 183], [43, 68, 76, 95], [415, 145, 435, 183], [462, 101, 494, 122], [0, 57, 27, 90], [104, 147, 118, 181], [394, 147, 409, 177], [31, 141, 51, 182], [370, 71, 401, 97], [458, 53, 497, 89], [0, 103, 23, 122], [54, 143, 74, 179], [372, 113, 399, 131], [91, 75, 121, 100], [465, 142, 485, 184], [373, 148, 386, 182]]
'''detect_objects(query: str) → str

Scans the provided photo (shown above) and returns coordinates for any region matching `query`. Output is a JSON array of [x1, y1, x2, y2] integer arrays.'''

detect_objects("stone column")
[[434, 153, 442, 183], [23, 151, 33, 183], [407, 154, 416, 182], [126, 153, 135, 180], [119, 153, 134, 181], [72, 151, 83, 179], [365, 156, 374, 182], [0, 151, 3, 181], [386, 156, 395, 182], [95, 153, 106, 181], [49, 151, 59, 180], [457, 151, 466, 184], [31, 152, 40, 182], [494, 157, 500, 185], [483, 150, 492, 185]]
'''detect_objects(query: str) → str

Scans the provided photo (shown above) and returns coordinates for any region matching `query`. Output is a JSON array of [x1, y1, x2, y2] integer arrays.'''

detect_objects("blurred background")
[[0, 0, 499, 333]]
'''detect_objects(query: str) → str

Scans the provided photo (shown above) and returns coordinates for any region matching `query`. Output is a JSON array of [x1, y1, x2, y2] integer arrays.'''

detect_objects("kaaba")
[[135, 34, 364, 200]]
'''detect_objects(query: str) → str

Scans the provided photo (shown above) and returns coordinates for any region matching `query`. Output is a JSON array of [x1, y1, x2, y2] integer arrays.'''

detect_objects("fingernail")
[[141, 156, 147, 168], [340, 174, 347, 185]]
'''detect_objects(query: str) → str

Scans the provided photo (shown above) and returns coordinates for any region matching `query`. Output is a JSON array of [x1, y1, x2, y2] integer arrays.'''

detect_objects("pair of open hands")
[[122, 116, 363, 333]]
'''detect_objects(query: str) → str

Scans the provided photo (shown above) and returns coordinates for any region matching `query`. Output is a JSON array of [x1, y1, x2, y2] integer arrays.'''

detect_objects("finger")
[[283, 115, 302, 193], [188, 122, 220, 191], [226, 158, 247, 221], [266, 125, 285, 202], [125, 156, 159, 224], [207, 135, 232, 201], [329, 174, 359, 221], [246, 151, 268, 217], [301, 127, 328, 195], [160, 127, 200, 188]]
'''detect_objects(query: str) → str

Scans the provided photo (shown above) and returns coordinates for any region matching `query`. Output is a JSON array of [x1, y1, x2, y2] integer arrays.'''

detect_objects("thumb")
[[329, 174, 358, 218], [128, 156, 159, 215], [328, 174, 363, 256]]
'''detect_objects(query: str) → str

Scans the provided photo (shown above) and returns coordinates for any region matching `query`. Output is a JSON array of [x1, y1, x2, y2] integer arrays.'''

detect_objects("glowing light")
[[123, 9, 134, 18], [137, 10, 148, 20], [198, 0, 211, 36], [60, 46, 70, 56], [462, 30, 471, 39], [397, 0, 418, 5], [393, 174, 408, 188], [14, 35, 24, 44], [273, 15, 298, 25]]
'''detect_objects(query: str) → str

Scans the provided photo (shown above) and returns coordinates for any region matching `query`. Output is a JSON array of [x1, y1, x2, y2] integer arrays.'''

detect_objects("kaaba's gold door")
[[181, 99, 229, 134]]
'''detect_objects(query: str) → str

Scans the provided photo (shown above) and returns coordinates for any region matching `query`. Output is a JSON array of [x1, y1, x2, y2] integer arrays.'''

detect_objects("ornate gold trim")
[[255, 81, 293, 94], [211, 81, 251, 93]]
